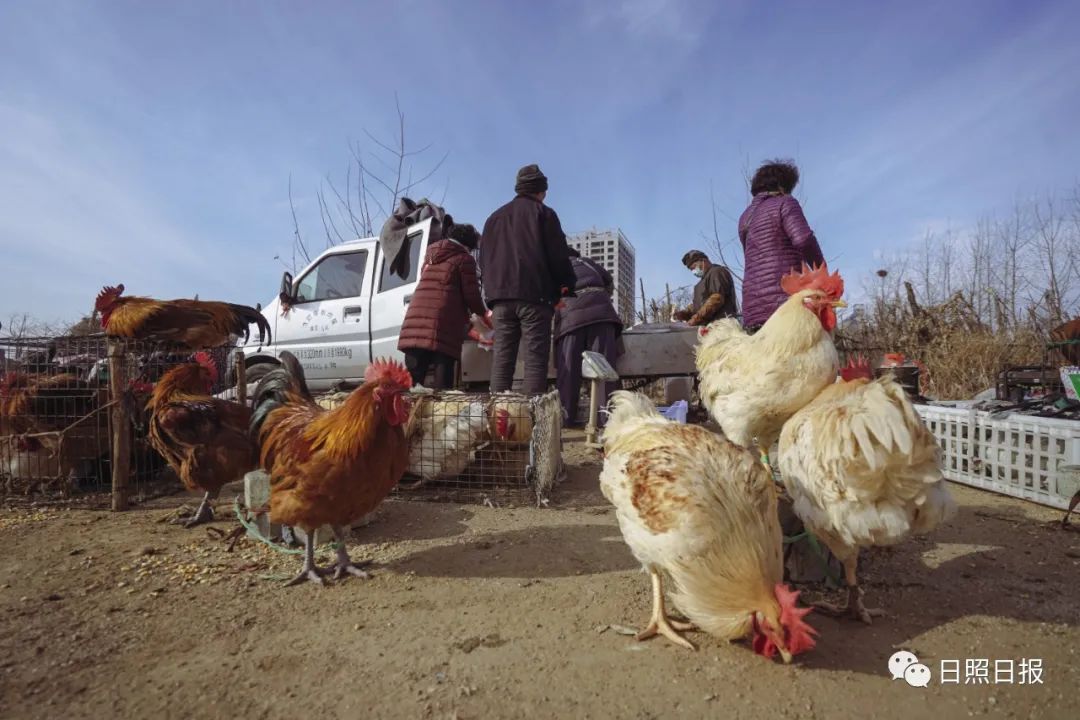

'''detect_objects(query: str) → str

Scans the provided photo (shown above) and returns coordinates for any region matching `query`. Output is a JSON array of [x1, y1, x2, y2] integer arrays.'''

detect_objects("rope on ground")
[[231, 496, 303, 556]]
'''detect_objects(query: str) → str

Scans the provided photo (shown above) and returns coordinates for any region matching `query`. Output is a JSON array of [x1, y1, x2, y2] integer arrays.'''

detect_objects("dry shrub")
[[840, 288, 1045, 399]]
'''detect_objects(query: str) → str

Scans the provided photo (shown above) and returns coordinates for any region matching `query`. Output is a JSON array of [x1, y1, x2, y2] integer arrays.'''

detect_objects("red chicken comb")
[[775, 583, 818, 656], [779, 263, 844, 300], [882, 353, 906, 366], [191, 351, 215, 370], [191, 352, 219, 382], [95, 284, 125, 310], [495, 408, 511, 439], [840, 355, 873, 381], [128, 379, 155, 395], [364, 358, 412, 389]]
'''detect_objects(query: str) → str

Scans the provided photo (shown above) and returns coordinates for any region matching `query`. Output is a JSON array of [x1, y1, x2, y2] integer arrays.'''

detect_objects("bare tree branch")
[[295, 96, 449, 252], [287, 174, 310, 270]]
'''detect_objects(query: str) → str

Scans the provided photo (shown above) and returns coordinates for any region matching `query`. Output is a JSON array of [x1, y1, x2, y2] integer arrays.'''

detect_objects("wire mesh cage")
[[0, 333, 240, 506], [316, 388, 565, 506]]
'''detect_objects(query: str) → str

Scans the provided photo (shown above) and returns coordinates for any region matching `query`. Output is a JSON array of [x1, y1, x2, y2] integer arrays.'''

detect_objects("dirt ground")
[[1, 435, 1078, 720]]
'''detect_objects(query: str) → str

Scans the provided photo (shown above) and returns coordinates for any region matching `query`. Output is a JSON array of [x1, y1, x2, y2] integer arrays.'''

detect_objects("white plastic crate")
[[916, 404, 1080, 510]]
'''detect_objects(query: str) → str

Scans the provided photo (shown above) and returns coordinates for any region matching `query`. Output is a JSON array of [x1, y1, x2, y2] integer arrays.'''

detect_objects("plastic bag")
[[467, 311, 495, 351]]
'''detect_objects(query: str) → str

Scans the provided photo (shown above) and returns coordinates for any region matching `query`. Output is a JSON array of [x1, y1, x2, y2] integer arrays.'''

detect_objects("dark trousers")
[[490, 301, 555, 395], [403, 349, 456, 390], [556, 323, 619, 426]]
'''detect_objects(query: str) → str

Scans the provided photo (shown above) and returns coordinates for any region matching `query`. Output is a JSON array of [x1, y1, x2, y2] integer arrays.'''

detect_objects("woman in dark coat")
[[554, 248, 623, 426], [738, 160, 826, 332], [398, 224, 488, 389]]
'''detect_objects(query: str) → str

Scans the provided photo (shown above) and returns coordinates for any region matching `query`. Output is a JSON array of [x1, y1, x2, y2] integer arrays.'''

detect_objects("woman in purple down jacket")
[[737, 160, 826, 332]]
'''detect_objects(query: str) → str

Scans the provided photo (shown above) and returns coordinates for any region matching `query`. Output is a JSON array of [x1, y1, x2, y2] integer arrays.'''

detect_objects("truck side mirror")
[[280, 271, 294, 300]]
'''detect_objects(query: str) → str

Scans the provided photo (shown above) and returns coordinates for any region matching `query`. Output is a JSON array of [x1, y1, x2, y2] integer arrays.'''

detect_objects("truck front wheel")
[[244, 361, 279, 386]]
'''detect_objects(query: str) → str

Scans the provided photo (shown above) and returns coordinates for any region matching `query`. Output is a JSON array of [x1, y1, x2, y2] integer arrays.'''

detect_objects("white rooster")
[[778, 356, 956, 623], [599, 391, 817, 661], [695, 263, 845, 468]]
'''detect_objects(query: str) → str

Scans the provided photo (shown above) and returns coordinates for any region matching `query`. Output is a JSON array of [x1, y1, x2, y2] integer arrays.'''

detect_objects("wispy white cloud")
[[812, 5, 1080, 220], [0, 104, 216, 316], [582, 0, 706, 42]]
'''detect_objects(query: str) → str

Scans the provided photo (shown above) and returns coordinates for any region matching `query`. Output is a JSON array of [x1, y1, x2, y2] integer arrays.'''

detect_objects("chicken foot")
[[325, 525, 372, 581], [178, 490, 219, 528], [812, 555, 884, 625], [285, 530, 326, 587], [635, 568, 697, 650]]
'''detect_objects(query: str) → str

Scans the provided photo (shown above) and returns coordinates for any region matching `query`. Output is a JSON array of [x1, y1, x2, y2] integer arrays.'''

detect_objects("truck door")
[[274, 247, 373, 387], [368, 219, 432, 364]]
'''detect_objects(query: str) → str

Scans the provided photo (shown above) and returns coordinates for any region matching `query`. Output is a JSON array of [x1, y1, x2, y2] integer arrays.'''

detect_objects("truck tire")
[[244, 361, 278, 386]]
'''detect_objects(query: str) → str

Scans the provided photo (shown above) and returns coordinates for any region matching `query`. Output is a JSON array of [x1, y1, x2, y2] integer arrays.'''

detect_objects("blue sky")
[[2, 0, 1078, 325]]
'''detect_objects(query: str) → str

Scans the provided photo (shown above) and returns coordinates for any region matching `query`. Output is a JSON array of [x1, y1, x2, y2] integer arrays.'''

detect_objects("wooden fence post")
[[107, 338, 130, 511], [234, 350, 247, 405]]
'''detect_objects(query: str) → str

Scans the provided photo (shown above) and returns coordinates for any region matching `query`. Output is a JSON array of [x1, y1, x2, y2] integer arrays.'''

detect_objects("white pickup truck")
[[237, 218, 698, 391]]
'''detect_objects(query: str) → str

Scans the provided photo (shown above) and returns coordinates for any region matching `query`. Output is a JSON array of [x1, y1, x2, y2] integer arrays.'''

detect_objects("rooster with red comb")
[[696, 263, 846, 472], [145, 352, 258, 527], [250, 353, 413, 586], [779, 351, 955, 623], [599, 391, 817, 661]]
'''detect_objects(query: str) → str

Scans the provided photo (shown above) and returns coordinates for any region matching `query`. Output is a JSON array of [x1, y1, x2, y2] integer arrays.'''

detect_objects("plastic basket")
[[916, 404, 1080, 510]]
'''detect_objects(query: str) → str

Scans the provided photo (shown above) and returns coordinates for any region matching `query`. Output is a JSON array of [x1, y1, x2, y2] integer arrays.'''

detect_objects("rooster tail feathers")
[[250, 351, 310, 440], [604, 391, 661, 434], [227, 303, 272, 346]]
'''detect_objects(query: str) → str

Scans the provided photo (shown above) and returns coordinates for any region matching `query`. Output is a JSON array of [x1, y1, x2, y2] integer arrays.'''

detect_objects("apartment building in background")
[[565, 228, 636, 324]]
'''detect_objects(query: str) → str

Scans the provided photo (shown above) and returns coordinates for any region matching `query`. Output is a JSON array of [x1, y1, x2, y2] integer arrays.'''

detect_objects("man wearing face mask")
[[672, 250, 738, 326]]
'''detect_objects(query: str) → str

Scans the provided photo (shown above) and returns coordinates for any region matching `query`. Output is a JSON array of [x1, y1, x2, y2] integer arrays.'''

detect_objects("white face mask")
[[691, 266, 705, 278]]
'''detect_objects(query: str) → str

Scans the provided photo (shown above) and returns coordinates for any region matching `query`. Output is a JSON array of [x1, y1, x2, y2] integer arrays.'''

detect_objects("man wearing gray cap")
[[479, 164, 576, 395], [672, 250, 738, 326]]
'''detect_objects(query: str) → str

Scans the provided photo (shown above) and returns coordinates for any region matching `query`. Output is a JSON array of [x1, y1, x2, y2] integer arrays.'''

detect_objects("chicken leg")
[[325, 525, 372, 581], [635, 568, 697, 650], [180, 489, 219, 528], [285, 528, 326, 587], [1062, 490, 1080, 528], [812, 554, 884, 625]]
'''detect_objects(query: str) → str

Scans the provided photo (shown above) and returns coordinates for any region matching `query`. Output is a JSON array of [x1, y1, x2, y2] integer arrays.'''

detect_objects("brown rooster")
[[1, 372, 97, 437], [250, 352, 412, 586], [1, 372, 102, 488], [146, 353, 257, 526], [95, 284, 271, 349]]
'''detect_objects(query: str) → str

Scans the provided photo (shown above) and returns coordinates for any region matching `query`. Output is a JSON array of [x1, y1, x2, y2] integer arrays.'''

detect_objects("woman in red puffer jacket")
[[398, 224, 488, 388]]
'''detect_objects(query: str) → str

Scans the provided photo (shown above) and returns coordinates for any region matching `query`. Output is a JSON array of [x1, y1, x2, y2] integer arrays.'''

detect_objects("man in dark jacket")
[[398, 224, 488, 389], [554, 248, 623, 426], [479, 164, 576, 395], [672, 250, 738, 326]]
